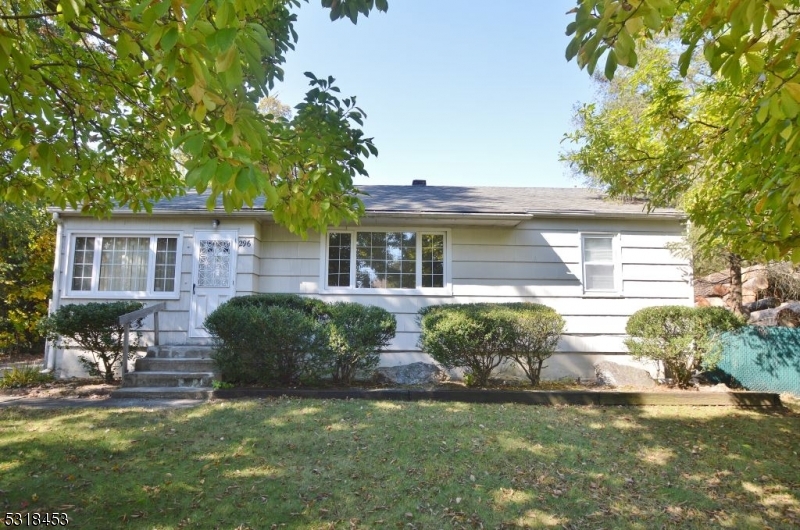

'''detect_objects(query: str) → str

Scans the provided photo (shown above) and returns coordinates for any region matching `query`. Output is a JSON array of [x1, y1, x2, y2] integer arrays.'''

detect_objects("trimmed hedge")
[[503, 303, 565, 386], [327, 302, 396, 385], [205, 295, 396, 386], [625, 305, 745, 387], [418, 303, 565, 387], [41, 301, 144, 382], [223, 293, 329, 320]]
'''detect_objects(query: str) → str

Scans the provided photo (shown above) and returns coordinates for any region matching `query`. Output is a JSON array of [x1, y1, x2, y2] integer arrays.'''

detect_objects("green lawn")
[[1, 399, 799, 529]]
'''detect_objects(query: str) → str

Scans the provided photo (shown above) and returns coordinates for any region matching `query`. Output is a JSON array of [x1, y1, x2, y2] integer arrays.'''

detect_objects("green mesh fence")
[[717, 327, 800, 395]]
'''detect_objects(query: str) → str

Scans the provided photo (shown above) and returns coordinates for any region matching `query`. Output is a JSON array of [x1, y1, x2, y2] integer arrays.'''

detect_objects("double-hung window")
[[67, 234, 182, 297], [325, 230, 448, 292], [581, 233, 621, 294]]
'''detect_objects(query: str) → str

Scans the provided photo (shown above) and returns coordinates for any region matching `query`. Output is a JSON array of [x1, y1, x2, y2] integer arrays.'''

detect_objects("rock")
[[695, 296, 711, 307], [594, 361, 657, 388], [749, 301, 800, 326], [712, 283, 731, 297], [698, 383, 731, 393], [743, 297, 780, 312], [777, 307, 800, 327], [373, 362, 449, 385]]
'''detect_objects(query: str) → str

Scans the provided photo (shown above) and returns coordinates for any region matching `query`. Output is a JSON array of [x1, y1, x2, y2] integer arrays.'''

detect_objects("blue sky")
[[274, 0, 594, 188]]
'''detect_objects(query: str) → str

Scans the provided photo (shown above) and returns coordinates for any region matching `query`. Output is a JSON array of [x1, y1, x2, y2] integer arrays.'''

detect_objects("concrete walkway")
[[0, 395, 205, 409]]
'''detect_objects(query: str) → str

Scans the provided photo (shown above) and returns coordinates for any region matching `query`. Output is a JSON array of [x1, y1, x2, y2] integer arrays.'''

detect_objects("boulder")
[[743, 297, 780, 312], [777, 307, 800, 327], [373, 362, 449, 385], [594, 361, 657, 388], [749, 301, 800, 326]]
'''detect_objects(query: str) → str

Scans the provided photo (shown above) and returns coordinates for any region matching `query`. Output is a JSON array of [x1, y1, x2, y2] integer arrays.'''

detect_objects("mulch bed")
[[1, 355, 786, 408]]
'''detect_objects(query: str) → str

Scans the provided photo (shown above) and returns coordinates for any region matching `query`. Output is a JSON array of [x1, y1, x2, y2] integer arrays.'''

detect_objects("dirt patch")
[[0, 379, 118, 399], [1, 355, 117, 398]]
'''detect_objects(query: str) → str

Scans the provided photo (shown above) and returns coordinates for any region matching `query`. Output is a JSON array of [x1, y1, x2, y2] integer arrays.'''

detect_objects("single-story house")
[[45, 183, 693, 380]]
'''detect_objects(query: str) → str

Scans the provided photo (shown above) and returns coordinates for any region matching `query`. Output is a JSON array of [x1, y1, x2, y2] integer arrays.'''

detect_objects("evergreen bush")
[[625, 305, 745, 387], [205, 302, 329, 386], [418, 303, 565, 387], [326, 302, 396, 384], [42, 301, 144, 382], [503, 303, 565, 386]]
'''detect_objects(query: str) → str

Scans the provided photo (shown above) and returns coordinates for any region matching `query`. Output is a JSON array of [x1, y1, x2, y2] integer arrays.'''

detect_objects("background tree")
[[0, 202, 54, 355], [566, 0, 800, 262], [562, 35, 754, 313], [1, 0, 388, 236]]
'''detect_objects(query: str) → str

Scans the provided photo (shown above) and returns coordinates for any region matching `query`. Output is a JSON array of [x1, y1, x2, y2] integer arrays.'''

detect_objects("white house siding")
[[49, 213, 691, 380], [48, 215, 261, 377], [255, 216, 692, 380]]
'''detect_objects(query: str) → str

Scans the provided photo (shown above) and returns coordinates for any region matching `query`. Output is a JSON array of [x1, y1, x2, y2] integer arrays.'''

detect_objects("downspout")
[[44, 212, 63, 373]]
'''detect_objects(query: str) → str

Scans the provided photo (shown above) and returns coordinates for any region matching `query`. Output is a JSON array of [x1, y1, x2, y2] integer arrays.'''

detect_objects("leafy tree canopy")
[[0, 202, 54, 355], [1, 0, 388, 235], [566, 0, 800, 261]]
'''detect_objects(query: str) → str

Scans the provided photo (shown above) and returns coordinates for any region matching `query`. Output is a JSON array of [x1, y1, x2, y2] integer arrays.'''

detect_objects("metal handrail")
[[118, 302, 167, 377]]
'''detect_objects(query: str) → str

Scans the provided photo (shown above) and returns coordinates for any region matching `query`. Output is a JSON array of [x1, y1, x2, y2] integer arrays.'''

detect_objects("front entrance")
[[189, 230, 238, 338]]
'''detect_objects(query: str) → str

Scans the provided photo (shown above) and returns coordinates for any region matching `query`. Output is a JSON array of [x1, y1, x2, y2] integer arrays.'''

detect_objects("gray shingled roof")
[[145, 185, 683, 217], [357, 186, 679, 217], [138, 185, 680, 218]]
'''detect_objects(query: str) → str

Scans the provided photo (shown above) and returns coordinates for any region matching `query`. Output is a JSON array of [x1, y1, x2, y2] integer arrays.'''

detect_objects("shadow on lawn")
[[1, 400, 798, 529]]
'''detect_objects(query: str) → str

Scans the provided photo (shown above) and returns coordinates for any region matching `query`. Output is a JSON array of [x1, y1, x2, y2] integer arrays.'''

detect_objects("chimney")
[[412, 180, 427, 186]]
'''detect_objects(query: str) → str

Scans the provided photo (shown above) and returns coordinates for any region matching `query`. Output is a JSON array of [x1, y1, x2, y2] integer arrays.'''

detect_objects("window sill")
[[581, 292, 625, 299], [62, 292, 181, 301], [320, 287, 453, 297]]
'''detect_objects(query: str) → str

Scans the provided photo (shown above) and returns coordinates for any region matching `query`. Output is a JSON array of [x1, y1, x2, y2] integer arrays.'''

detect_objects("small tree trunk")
[[728, 253, 744, 316]]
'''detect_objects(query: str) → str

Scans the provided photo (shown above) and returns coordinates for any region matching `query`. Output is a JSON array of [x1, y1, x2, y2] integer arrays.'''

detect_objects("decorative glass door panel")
[[190, 231, 237, 337], [197, 240, 232, 288]]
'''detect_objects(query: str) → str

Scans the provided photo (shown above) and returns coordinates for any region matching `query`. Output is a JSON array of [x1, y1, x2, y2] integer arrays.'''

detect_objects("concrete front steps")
[[111, 345, 218, 400]]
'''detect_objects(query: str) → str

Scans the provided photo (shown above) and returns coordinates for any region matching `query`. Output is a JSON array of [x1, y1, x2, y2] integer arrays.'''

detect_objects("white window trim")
[[63, 231, 184, 300], [580, 232, 623, 297], [319, 227, 453, 296]]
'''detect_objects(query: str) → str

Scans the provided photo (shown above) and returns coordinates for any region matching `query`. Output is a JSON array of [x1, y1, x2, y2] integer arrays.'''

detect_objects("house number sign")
[[237, 237, 254, 254]]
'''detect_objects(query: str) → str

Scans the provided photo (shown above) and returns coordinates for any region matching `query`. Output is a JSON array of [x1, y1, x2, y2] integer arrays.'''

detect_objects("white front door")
[[189, 230, 238, 338]]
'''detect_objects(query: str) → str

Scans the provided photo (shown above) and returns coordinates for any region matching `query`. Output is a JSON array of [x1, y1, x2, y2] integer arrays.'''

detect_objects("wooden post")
[[153, 310, 160, 346], [121, 323, 129, 377], [117, 302, 166, 376]]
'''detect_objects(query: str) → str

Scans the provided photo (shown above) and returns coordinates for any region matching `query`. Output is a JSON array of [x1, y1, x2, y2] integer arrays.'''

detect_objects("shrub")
[[224, 294, 329, 320], [503, 303, 565, 386], [0, 364, 54, 388], [205, 302, 330, 385], [418, 303, 565, 387], [418, 304, 514, 387], [41, 301, 144, 383], [625, 305, 745, 387], [326, 302, 396, 385]]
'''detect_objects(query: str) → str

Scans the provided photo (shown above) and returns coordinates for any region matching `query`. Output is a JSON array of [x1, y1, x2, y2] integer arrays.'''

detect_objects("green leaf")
[[183, 133, 205, 157], [215, 47, 237, 73], [186, 158, 218, 188], [246, 23, 276, 56], [566, 37, 580, 62], [209, 28, 238, 53], [744, 52, 764, 72], [160, 26, 179, 53], [785, 83, 800, 103], [642, 8, 662, 30], [604, 50, 618, 80], [235, 168, 251, 192], [59, 0, 87, 23]]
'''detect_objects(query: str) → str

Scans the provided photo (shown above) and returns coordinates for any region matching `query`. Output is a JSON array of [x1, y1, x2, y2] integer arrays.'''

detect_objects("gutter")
[[44, 212, 63, 373], [525, 209, 686, 220]]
